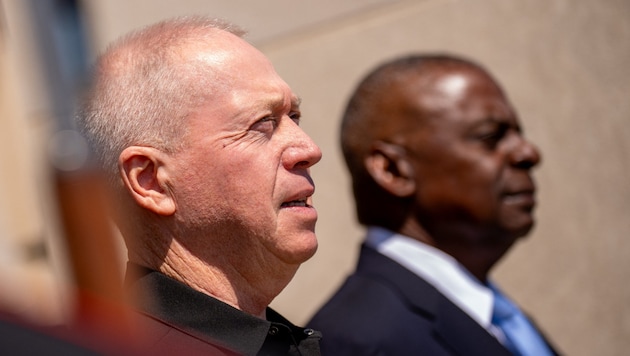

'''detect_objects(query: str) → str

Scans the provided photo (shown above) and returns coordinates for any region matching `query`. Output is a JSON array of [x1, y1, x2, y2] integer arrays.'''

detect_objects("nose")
[[282, 122, 322, 170], [509, 135, 541, 170]]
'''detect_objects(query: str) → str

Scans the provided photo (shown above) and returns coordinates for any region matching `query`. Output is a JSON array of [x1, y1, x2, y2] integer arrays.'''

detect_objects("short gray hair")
[[77, 16, 246, 186]]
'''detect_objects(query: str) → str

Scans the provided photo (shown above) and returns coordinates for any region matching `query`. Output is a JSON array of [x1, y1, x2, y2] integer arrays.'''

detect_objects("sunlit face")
[[167, 34, 322, 267], [403, 67, 541, 245]]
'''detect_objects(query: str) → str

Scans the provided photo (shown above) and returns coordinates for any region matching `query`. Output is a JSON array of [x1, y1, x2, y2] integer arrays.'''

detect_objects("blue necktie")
[[491, 288, 554, 356]]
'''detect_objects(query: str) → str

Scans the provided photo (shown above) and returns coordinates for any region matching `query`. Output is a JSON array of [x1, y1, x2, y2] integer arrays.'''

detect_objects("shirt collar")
[[364, 226, 495, 329], [125, 263, 319, 355]]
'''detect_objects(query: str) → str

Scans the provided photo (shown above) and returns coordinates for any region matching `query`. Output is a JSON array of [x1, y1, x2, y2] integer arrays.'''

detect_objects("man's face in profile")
[[167, 34, 322, 267], [405, 67, 541, 242]]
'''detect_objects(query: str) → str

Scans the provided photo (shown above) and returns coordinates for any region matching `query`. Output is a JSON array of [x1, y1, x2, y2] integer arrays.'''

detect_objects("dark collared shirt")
[[126, 264, 321, 356]]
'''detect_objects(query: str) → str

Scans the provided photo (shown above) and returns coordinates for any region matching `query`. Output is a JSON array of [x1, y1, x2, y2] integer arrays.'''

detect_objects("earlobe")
[[119, 146, 176, 216], [365, 141, 416, 197]]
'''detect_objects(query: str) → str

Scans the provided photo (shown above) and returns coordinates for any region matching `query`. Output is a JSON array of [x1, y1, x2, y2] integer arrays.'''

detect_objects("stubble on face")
[[168, 35, 320, 273]]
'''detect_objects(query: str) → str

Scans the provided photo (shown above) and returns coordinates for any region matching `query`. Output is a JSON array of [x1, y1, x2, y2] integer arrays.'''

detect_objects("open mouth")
[[281, 198, 310, 208]]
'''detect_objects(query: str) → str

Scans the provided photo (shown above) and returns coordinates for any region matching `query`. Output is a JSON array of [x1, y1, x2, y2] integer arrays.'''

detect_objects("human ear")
[[364, 141, 416, 197], [119, 146, 176, 216]]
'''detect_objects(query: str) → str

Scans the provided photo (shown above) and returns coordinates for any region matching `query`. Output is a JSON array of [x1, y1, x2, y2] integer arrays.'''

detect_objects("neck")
[[157, 239, 296, 318], [437, 243, 509, 283], [398, 220, 514, 283]]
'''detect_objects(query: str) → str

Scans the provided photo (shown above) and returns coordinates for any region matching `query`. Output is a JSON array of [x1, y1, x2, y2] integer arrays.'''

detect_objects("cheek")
[[173, 145, 282, 217], [417, 159, 501, 219], [210, 165, 278, 222], [171, 153, 231, 217], [457, 160, 503, 214]]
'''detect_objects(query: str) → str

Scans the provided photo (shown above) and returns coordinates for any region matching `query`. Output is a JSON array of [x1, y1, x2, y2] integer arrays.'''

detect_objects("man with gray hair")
[[78, 16, 322, 355]]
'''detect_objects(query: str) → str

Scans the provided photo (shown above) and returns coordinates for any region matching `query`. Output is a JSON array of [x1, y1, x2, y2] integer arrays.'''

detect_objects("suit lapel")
[[433, 297, 512, 356], [356, 245, 511, 356]]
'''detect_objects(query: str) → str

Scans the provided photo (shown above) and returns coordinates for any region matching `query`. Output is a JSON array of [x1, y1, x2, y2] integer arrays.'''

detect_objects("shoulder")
[[309, 248, 442, 331], [307, 273, 445, 355], [307, 247, 462, 355]]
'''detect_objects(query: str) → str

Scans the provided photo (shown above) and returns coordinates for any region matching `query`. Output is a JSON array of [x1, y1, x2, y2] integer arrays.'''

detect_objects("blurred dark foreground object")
[[0, 311, 103, 355]]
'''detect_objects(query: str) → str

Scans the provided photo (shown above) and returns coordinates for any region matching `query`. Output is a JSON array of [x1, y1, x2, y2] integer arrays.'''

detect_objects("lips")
[[281, 198, 310, 208], [502, 175, 537, 206], [281, 187, 314, 208], [502, 187, 536, 208]]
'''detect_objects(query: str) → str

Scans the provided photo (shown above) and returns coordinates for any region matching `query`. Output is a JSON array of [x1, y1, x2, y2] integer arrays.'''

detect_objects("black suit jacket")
[[308, 245, 557, 356]]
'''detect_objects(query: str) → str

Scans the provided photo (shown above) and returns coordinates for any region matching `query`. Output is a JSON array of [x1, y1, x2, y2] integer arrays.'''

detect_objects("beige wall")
[[1, 0, 628, 355]]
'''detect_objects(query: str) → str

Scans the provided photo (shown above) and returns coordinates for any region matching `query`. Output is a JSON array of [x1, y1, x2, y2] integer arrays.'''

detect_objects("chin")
[[507, 221, 535, 240], [280, 232, 319, 265], [500, 210, 535, 236]]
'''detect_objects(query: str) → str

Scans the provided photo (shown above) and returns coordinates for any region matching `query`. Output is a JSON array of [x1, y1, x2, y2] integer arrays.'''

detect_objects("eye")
[[250, 116, 278, 133], [289, 111, 301, 125], [476, 123, 509, 149]]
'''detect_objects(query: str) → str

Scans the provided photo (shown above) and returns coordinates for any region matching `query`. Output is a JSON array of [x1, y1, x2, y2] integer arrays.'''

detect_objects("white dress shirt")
[[364, 226, 506, 342]]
